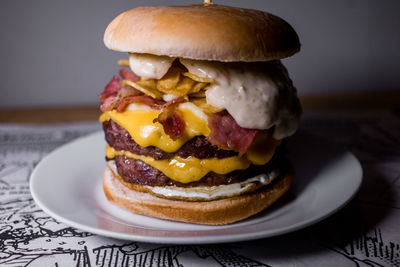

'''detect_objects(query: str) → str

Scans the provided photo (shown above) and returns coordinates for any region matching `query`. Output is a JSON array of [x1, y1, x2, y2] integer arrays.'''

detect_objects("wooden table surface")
[[0, 90, 399, 124]]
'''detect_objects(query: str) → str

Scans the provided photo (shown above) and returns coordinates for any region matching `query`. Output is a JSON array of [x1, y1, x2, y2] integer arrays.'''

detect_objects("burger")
[[99, 3, 301, 225]]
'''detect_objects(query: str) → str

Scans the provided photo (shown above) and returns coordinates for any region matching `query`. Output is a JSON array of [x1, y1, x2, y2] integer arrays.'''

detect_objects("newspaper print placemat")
[[0, 112, 399, 267]]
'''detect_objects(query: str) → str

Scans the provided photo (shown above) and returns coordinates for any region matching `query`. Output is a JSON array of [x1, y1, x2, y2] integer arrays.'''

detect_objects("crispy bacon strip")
[[208, 111, 259, 156], [100, 95, 117, 112], [117, 85, 141, 98], [116, 95, 166, 112], [158, 113, 185, 141], [154, 97, 186, 140], [99, 75, 121, 102], [119, 68, 140, 82], [99, 69, 143, 112]]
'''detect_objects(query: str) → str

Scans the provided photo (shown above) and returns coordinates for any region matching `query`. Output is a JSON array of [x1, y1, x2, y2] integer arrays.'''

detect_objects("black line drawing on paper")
[[311, 197, 400, 267], [93, 243, 270, 267], [0, 195, 269, 267], [0, 116, 400, 266], [321, 228, 400, 267], [0, 126, 100, 266]]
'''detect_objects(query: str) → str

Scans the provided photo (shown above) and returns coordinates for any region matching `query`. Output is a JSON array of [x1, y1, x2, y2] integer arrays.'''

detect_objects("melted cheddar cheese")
[[100, 102, 280, 183], [246, 131, 281, 165], [100, 103, 210, 153], [106, 145, 250, 183]]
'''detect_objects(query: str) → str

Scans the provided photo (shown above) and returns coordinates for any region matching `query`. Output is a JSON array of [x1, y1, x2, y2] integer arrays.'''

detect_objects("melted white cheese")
[[180, 59, 301, 139], [129, 53, 175, 79]]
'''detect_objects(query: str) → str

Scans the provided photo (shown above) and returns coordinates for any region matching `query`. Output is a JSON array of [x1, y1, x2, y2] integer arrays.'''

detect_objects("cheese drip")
[[106, 145, 251, 183], [100, 103, 210, 153]]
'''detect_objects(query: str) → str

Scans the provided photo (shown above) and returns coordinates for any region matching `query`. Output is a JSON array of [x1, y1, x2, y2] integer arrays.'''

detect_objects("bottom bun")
[[103, 166, 293, 225]]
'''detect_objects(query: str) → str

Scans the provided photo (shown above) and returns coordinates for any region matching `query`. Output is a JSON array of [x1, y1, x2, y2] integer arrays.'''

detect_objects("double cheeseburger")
[[99, 3, 301, 225]]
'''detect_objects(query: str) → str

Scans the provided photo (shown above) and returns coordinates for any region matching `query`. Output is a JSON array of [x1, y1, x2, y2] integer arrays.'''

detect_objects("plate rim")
[[30, 131, 363, 244]]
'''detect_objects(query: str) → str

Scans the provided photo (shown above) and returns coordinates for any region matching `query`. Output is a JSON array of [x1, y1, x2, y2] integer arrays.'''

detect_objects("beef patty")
[[103, 120, 237, 160], [110, 146, 285, 187]]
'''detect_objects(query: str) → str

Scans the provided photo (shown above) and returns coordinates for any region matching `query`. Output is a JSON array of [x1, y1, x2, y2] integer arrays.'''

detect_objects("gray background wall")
[[1, 0, 399, 108]]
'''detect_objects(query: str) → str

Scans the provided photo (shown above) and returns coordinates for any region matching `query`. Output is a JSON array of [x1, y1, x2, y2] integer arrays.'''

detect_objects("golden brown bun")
[[104, 4, 300, 62], [103, 166, 293, 225]]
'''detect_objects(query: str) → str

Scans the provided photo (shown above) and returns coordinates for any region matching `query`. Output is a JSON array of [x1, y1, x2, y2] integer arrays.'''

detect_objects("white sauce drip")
[[129, 53, 175, 79], [180, 59, 301, 139], [145, 172, 278, 200]]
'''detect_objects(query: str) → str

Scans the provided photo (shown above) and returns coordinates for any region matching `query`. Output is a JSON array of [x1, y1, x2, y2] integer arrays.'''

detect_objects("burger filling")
[[99, 55, 301, 201], [106, 159, 287, 202]]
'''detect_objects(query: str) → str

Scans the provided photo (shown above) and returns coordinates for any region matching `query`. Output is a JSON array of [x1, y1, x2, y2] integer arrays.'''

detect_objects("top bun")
[[104, 4, 300, 62]]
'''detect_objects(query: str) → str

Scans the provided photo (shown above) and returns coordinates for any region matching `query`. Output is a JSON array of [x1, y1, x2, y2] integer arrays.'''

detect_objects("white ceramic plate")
[[30, 130, 362, 244]]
